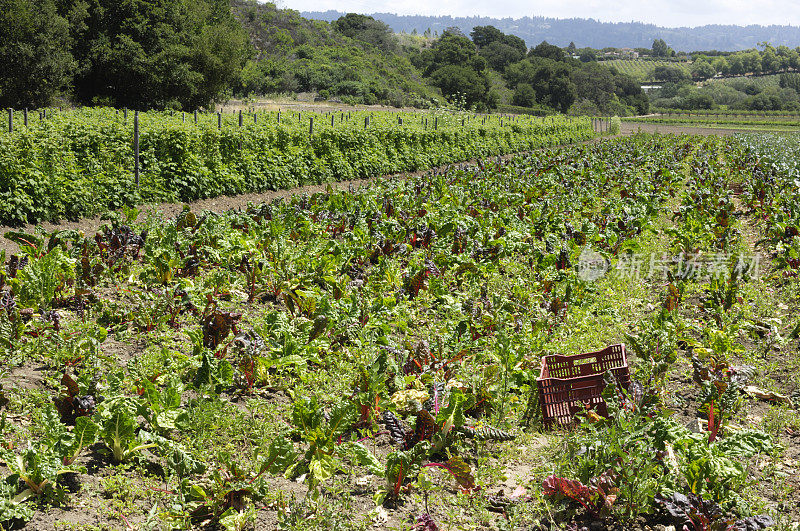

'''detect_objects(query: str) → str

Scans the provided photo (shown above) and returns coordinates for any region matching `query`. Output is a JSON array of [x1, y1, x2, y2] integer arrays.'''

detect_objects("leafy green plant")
[[0, 441, 82, 502], [287, 397, 357, 488], [649, 416, 772, 507], [9, 247, 74, 310], [95, 397, 158, 463], [138, 379, 190, 436], [377, 441, 430, 505]]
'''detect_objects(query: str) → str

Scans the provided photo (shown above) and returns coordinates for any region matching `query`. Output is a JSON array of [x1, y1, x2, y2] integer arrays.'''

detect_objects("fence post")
[[277, 110, 281, 124], [217, 112, 221, 129], [309, 117, 314, 135], [194, 110, 198, 124], [239, 110, 243, 127], [7, 108, 11, 133], [434, 117, 438, 130], [331, 114, 334, 127], [182, 112, 185, 123], [364, 116, 368, 128], [134, 111, 140, 190], [254, 113, 258, 124]]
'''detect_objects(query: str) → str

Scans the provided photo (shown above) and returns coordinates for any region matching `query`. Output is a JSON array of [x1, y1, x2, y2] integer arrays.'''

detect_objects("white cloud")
[[281, 0, 800, 28]]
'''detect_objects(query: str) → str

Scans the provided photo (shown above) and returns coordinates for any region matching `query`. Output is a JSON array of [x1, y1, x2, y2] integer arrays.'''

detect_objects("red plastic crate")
[[537, 344, 630, 428]]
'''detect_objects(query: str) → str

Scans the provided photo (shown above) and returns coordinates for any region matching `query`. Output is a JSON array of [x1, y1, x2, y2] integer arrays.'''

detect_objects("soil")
[[620, 122, 746, 136]]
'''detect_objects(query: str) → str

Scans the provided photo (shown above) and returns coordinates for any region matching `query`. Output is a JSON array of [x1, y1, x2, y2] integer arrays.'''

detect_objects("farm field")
[[650, 109, 800, 118], [0, 108, 593, 228], [602, 59, 692, 81], [2, 130, 800, 530], [623, 114, 800, 132]]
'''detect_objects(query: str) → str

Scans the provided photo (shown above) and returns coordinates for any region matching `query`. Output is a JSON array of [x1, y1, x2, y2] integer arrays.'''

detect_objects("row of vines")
[[0, 108, 594, 227]]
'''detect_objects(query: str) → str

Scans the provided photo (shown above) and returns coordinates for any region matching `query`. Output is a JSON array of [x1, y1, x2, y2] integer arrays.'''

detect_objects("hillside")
[[303, 11, 800, 52], [231, 1, 437, 107]]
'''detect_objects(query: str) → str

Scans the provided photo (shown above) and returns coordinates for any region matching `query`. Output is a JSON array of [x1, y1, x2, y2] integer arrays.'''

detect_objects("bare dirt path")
[[621, 121, 745, 136]]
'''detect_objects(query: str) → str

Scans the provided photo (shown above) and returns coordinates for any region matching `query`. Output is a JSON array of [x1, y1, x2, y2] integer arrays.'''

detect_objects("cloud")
[[282, 0, 800, 28]]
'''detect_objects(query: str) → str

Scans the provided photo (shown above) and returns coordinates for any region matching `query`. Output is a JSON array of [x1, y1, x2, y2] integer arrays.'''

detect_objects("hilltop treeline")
[[230, 2, 436, 107], [305, 10, 800, 52], [0, 0, 646, 114]]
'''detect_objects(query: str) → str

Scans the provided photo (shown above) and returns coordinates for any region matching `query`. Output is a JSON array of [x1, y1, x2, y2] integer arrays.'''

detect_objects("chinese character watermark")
[[577, 248, 761, 283]]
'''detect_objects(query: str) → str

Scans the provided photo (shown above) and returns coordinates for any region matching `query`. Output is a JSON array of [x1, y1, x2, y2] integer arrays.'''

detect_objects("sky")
[[280, 0, 800, 28]]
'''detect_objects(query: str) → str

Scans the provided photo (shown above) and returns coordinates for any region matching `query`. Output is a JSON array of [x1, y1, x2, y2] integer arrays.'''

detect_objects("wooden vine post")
[[134, 111, 140, 190]]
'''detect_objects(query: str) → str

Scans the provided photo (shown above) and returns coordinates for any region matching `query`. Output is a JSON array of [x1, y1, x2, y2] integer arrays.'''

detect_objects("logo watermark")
[[577, 249, 761, 282], [577, 247, 610, 282]]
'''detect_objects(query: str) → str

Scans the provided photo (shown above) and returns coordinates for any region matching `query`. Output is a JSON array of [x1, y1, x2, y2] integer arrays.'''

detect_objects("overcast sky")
[[281, 0, 800, 28]]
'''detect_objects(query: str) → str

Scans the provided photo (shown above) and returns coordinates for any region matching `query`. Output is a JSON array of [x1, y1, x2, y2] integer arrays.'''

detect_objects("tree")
[[571, 62, 647, 115], [690, 60, 716, 80], [652, 38, 670, 57], [711, 56, 729, 76], [740, 50, 762, 74], [417, 30, 484, 76], [506, 56, 575, 112], [480, 41, 524, 72], [529, 41, 567, 62], [334, 13, 397, 53], [70, 0, 251, 110], [727, 54, 745, 76], [421, 30, 492, 109], [429, 64, 489, 108], [470, 25, 526, 57], [470, 25, 504, 48], [761, 48, 780, 73], [652, 65, 689, 83], [503, 34, 527, 56], [571, 62, 615, 109], [0, 0, 75, 108], [512, 83, 536, 107], [779, 72, 800, 92]]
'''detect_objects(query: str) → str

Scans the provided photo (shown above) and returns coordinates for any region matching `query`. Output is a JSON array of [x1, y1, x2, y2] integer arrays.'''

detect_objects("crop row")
[[4, 132, 796, 528], [0, 135, 709, 528], [623, 116, 800, 127], [0, 108, 594, 226]]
